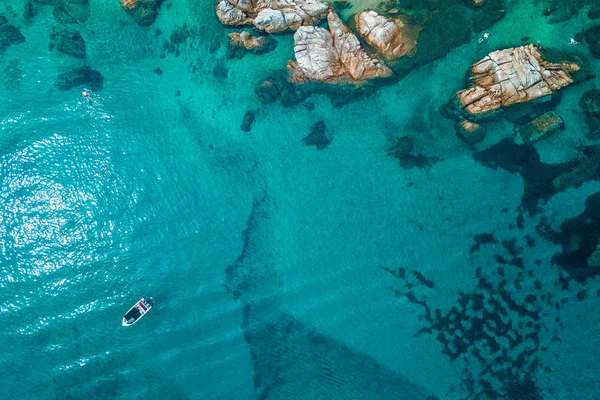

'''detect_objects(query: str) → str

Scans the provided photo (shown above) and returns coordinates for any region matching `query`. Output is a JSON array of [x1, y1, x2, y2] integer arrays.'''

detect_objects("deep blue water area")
[[1, 0, 600, 399]]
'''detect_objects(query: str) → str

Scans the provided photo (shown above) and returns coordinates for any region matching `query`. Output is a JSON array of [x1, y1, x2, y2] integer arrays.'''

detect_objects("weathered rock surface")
[[354, 11, 421, 60], [0, 16, 25, 52], [229, 31, 270, 52], [120, 0, 162, 26], [457, 44, 579, 116], [215, 0, 329, 33], [287, 10, 391, 84], [519, 111, 563, 143], [50, 28, 86, 58], [455, 120, 486, 144]]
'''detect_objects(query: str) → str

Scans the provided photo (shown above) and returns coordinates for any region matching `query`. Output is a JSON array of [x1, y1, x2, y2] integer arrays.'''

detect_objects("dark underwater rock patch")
[[122, 0, 163, 26], [302, 120, 332, 150], [0, 16, 25, 52], [580, 89, 600, 138], [387, 135, 438, 169], [473, 138, 573, 214], [52, 0, 90, 24], [540, 192, 600, 282], [23, 1, 38, 20], [584, 24, 600, 58], [470, 232, 498, 253], [386, 265, 551, 399], [55, 66, 103, 91], [241, 109, 258, 132], [49, 27, 86, 58]]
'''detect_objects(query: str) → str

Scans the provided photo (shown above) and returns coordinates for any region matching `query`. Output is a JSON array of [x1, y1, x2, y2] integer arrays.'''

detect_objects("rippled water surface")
[[1, 0, 600, 399]]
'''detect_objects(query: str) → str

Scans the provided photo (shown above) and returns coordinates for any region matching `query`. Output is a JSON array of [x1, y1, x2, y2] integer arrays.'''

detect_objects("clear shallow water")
[[1, 0, 600, 399]]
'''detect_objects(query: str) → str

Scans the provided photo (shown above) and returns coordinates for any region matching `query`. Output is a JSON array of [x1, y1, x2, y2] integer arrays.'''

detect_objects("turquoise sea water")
[[1, 0, 600, 399]]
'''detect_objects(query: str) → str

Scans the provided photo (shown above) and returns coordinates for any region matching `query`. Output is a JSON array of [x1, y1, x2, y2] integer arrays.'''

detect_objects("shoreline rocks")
[[456, 44, 580, 117], [354, 11, 421, 61], [287, 10, 391, 84], [215, 0, 329, 33]]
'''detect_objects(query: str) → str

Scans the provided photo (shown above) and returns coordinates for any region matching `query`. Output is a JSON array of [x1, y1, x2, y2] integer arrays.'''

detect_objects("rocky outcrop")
[[49, 28, 86, 58], [457, 44, 580, 116], [519, 111, 563, 143], [455, 120, 486, 144], [120, 0, 162, 26], [287, 10, 391, 84], [0, 16, 25, 52], [215, 0, 329, 33], [354, 11, 421, 60], [229, 31, 271, 52]]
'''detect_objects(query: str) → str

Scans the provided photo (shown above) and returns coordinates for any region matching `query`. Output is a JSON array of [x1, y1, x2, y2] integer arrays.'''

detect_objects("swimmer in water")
[[82, 90, 92, 105], [478, 32, 490, 44], [569, 37, 579, 45]]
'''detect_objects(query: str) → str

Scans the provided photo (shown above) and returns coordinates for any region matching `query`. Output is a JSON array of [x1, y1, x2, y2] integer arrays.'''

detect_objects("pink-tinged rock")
[[457, 44, 580, 116], [354, 11, 422, 61], [287, 10, 391, 84], [215, 0, 329, 33]]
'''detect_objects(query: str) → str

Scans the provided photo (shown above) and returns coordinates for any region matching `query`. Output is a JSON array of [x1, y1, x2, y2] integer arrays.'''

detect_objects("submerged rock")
[[241, 109, 258, 132], [49, 28, 86, 58], [56, 66, 103, 91], [519, 111, 563, 143], [215, 0, 329, 33], [302, 120, 331, 150], [549, 191, 600, 281], [474, 138, 571, 213], [583, 25, 600, 58], [24, 1, 38, 20], [551, 146, 600, 193], [0, 16, 25, 52], [120, 0, 162, 26], [287, 10, 391, 84], [354, 11, 421, 61], [588, 244, 600, 268], [52, 0, 90, 24], [228, 31, 275, 57], [580, 89, 600, 139], [455, 120, 486, 144], [255, 80, 280, 104], [456, 44, 579, 117], [387, 135, 434, 169]]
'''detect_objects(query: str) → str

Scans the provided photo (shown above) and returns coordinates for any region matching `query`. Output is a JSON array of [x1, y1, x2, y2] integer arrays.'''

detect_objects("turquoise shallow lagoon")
[[1, 0, 600, 399]]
